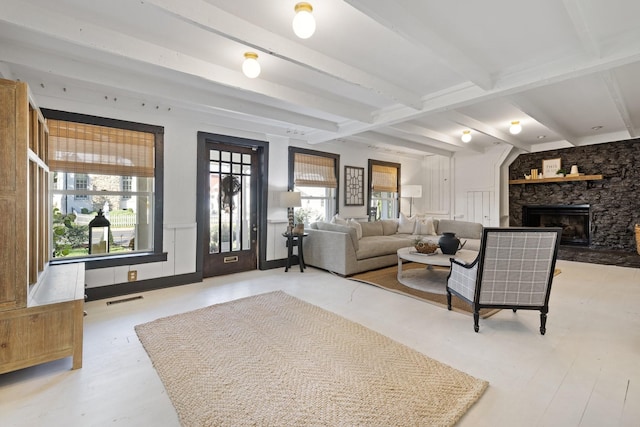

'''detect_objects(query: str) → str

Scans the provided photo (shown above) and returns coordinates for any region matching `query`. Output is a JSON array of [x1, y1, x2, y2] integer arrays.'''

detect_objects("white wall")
[[36, 94, 427, 285], [451, 145, 513, 226]]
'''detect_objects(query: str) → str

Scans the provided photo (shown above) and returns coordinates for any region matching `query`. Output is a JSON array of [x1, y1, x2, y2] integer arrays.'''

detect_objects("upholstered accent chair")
[[446, 227, 562, 334]]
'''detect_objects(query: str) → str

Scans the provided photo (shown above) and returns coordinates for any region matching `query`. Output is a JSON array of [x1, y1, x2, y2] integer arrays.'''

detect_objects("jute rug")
[[349, 264, 561, 319], [349, 264, 501, 318], [135, 291, 488, 426]]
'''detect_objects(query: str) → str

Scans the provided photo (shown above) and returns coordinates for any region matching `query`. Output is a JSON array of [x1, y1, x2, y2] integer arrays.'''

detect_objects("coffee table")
[[396, 247, 478, 294]]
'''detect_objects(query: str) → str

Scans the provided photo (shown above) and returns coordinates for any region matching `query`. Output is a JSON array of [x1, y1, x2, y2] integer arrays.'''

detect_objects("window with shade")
[[368, 160, 400, 220], [44, 110, 163, 259], [288, 147, 339, 224]]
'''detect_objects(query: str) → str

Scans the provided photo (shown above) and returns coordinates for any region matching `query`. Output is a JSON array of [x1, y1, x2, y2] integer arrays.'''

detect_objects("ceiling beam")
[[599, 70, 637, 138], [390, 122, 483, 152], [562, 0, 600, 58], [142, 0, 423, 109], [0, 1, 374, 123], [351, 131, 453, 157], [3, 46, 341, 132], [345, 0, 494, 90], [507, 94, 578, 145], [442, 111, 531, 152]]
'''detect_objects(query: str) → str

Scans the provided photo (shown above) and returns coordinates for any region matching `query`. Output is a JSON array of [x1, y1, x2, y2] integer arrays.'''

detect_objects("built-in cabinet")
[[0, 78, 84, 374]]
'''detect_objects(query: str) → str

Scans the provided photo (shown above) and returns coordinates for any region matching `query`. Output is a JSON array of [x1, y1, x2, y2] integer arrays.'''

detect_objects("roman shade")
[[294, 152, 337, 188], [48, 120, 155, 177], [371, 164, 398, 192]]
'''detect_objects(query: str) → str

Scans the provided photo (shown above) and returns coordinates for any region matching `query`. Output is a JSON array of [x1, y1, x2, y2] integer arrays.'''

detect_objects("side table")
[[283, 232, 308, 272]]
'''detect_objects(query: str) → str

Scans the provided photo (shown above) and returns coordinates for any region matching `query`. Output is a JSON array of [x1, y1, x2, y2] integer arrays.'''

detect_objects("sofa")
[[302, 215, 483, 276]]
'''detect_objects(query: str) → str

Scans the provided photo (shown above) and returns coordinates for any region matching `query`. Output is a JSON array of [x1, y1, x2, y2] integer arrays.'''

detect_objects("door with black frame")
[[202, 141, 258, 277]]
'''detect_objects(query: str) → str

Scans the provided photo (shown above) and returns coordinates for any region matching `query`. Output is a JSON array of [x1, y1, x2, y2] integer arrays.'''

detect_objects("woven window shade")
[[48, 120, 155, 177], [371, 164, 398, 192], [294, 153, 337, 188]]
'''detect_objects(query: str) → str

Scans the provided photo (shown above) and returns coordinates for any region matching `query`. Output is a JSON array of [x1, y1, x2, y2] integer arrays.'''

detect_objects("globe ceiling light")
[[242, 52, 261, 78], [292, 2, 316, 39], [461, 130, 472, 143], [509, 120, 522, 135]]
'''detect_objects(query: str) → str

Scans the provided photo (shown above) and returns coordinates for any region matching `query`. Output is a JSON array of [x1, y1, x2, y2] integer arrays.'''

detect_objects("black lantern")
[[88, 209, 111, 254]]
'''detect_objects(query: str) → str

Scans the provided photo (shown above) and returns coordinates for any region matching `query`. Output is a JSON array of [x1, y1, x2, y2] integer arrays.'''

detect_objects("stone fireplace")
[[522, 205, 590, 246], [508, 138, 640, 266]]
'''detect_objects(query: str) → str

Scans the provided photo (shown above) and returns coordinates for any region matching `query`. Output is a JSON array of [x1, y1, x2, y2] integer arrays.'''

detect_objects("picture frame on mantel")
[[542, 158, 562, 177], [344, 165, 364, 206]]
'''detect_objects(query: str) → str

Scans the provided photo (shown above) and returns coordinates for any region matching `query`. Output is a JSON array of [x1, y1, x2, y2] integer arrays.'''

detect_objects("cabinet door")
[[0, 79, 28, 310]]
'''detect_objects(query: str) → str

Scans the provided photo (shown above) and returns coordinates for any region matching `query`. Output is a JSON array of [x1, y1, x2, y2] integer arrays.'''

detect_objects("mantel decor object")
[[542, 158, 561, 178]]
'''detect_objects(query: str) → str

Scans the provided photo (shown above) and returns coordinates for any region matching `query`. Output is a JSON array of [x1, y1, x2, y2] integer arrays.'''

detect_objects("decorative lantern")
[[89, 209, 111, 254]]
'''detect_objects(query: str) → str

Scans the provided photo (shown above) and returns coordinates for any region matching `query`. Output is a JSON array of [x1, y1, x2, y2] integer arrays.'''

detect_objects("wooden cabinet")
[[0, 78, 84, 374]]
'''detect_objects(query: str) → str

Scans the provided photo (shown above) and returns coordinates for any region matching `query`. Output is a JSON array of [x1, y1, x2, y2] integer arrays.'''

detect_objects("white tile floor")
[[1, 260, 639, 426]]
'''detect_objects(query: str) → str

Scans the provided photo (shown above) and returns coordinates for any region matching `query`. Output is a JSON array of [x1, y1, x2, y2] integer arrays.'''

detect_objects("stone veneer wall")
[[509, 138, 640, 252]]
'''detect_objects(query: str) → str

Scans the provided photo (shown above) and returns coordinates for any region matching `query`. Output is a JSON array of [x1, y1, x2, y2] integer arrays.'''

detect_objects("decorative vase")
[[438, 232, 461, 255], [293, 223, 305, 234]]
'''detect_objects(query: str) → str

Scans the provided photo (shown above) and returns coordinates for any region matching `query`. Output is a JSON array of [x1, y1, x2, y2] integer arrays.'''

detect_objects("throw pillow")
[[330, 214, 347, 225], [347, 218, 363, 239], [416, 216, 437, 235], [397, 212, 416, 234]]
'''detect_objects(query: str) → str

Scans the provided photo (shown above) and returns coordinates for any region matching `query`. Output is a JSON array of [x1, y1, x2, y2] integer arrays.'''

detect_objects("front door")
[[203, 142, 258, 277]]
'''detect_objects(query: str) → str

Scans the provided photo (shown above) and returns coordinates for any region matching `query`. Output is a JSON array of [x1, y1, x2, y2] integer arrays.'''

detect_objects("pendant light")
[[242, 52, 261, 78], [292, 2, 316, 39], [509, 120, 522, 135]]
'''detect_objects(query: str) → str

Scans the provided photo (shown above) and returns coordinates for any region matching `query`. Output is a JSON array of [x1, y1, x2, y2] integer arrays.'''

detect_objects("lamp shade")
[[403, 185, 422, 198], [280, 191, 302, 208]]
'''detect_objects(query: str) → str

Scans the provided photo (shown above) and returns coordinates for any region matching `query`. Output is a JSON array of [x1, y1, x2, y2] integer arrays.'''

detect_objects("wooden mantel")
[[509, 174, 603, 185]]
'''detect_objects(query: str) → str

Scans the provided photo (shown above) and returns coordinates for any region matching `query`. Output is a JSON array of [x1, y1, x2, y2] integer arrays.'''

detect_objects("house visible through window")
[[46, 113, 162, 259], [289, 148, 339, 224]]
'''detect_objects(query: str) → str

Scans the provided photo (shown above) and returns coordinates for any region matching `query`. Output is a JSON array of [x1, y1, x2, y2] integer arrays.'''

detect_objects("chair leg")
[[473, 310, 480, 333], [446, 291, 452, 310], [540, 308, 548, 335]]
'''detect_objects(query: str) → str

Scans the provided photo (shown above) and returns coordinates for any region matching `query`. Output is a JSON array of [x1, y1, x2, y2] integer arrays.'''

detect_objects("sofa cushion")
[[381, 219, 398, 235], [330, 214, 348, 225], [347, 218, 362, 239], [437, 219, 483, 239], [360, 221, 384, 237], [356, 235, 413, 260], [398, 213, 416, 234], [313, 221, 359, 251]]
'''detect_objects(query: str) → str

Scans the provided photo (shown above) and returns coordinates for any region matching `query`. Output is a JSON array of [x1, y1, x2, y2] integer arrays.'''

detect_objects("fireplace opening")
[[523, 204, 590, 246]]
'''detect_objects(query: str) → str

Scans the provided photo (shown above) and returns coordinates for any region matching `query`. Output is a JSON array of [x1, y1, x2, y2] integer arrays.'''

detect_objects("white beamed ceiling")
[[1, 0, 639, 156]]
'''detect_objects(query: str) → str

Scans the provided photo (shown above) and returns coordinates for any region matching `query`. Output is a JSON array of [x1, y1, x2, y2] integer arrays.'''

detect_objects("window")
[[121, 176, 132, 200], [288, 147, 339, 223], [44, 110, 163, 260], [368, 160, 400, 220], [73, 174, 88, 200]]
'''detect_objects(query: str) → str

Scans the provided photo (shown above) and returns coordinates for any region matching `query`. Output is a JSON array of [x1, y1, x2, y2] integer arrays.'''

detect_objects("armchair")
[[446, 227, 561, 334]]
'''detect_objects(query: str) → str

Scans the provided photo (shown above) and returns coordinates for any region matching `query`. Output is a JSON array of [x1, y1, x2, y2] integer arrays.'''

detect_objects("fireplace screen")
[[523, 205, 590, 246]]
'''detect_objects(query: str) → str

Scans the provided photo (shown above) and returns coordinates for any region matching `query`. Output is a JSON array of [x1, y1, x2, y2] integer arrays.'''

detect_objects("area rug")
[[349, 264, 501, 318], [135, 291, 488, 426], [349, 264, 561, 319]]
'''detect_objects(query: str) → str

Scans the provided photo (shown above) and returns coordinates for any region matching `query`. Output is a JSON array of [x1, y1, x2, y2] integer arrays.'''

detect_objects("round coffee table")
[[396, 247, 478, 294]]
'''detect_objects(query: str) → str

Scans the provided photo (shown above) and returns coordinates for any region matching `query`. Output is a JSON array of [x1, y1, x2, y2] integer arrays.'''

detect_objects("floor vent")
[[106, 295, 144, 305]]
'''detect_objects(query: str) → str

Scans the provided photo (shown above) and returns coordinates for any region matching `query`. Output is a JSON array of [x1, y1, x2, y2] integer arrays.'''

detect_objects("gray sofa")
[[303, 218, 483, 276]]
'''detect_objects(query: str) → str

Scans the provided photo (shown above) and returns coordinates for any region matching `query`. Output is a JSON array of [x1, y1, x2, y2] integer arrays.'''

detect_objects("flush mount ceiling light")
[[292, 2, 316, 39], [509, 120, 522, 135], [242, 52, 261, 78], [461, 130, 472, 143]]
